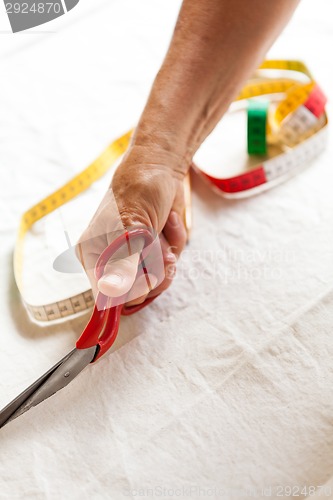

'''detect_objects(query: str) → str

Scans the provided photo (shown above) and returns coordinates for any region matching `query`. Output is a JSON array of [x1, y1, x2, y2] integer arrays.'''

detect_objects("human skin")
[[77, 0, 300, 305]]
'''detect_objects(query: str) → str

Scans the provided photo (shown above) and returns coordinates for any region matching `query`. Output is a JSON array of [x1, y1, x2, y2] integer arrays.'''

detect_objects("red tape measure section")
[[303, 85, 327, 118], [203, 166, 267, 193]]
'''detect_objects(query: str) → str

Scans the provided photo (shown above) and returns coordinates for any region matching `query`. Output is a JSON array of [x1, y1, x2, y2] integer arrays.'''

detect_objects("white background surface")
[[0, 1, 333, 499]]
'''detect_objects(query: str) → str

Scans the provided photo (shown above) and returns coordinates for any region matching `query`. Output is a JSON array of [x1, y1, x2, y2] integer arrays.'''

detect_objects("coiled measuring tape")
[[194, 59, 328, 196], [15, 60, 328, 324]]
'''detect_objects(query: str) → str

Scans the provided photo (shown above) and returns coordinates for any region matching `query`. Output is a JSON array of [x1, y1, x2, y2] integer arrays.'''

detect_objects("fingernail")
[[168, 211, 179, 227], [166, 265, 176, 278], [166, 252, 177, 264], [99, 273, 123, 287]]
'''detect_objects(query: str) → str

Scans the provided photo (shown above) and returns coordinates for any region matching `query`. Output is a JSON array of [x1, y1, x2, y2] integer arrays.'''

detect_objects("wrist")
[[132, 64, 234, 166], [132, 70, 201, 170], [130, 127, 191, 179]]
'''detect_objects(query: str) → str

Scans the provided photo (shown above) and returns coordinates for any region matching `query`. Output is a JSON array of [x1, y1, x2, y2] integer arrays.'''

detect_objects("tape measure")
[[193, 60, 328, 197], [14, 60, 328, 324]]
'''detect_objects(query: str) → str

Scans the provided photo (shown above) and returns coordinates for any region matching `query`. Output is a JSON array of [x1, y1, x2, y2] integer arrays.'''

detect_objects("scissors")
[[0, 228, 159, 429]]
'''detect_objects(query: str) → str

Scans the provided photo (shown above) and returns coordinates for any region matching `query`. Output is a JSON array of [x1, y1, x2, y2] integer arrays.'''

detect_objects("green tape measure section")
[[247, 100, 269, 155]]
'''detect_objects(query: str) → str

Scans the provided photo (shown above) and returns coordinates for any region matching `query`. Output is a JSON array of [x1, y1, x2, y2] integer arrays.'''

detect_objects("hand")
[[76, 144, 188, 307]]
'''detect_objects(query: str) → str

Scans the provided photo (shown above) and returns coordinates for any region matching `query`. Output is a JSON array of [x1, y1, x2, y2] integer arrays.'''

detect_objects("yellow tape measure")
[[15, 60, 328, 323]]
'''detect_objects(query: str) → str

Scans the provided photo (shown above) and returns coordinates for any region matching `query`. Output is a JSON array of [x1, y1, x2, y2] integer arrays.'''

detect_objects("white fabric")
[[0, 1, 333, 498]]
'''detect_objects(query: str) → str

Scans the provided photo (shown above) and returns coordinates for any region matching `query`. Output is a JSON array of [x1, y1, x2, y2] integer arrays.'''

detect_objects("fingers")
[[125, 273, 158, 306], [131, 211, 186, 304], [143, 211, 187, 300], [163, 210, 187, 258], [143, 233, 177, 300], [125, 232, 175, 306]]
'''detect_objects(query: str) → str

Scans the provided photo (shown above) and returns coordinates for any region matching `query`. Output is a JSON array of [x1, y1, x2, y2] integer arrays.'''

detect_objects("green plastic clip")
[[247, 100, 269, 155]]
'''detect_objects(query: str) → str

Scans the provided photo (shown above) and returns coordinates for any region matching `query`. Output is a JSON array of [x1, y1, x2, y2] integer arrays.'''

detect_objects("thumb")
[[97, 252, 141, 298], [97, 231, 164, 303]]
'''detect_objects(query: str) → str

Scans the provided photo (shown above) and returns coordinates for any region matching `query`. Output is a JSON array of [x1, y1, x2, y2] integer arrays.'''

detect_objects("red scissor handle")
[[76, 228, 159, 361]]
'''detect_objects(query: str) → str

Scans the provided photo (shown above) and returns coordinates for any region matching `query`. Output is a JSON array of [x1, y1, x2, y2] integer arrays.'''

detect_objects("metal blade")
[[0, 346, 97, 429]]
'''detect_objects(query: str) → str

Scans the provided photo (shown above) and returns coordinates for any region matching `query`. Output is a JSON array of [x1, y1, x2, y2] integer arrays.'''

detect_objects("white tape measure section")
[[278, 105, 322, 145], [20, 172, 121, 324], [264, 124, 328, 183]]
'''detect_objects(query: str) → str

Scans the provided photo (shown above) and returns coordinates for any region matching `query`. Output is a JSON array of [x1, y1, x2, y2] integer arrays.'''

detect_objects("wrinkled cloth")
[[0, 1, 333, 499]]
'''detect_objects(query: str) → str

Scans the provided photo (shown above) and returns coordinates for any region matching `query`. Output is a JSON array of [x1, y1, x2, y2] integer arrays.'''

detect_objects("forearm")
[[132, 0, 300, 174]]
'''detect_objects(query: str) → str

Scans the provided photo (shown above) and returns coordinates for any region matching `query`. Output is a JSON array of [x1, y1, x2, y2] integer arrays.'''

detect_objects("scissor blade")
[[0, 346, 97, 429]]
